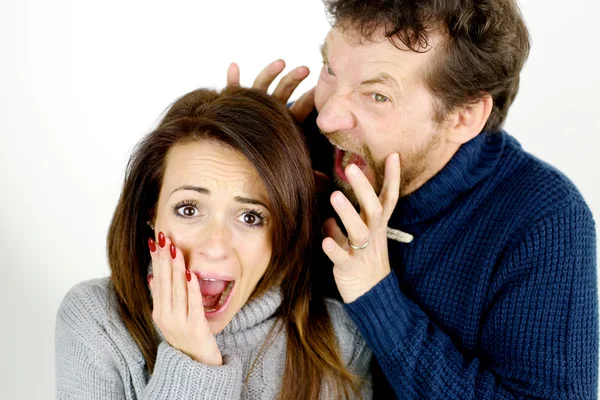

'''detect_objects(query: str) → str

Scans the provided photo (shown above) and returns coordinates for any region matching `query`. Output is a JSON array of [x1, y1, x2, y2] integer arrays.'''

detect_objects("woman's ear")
[[446, 94, 493, 145]]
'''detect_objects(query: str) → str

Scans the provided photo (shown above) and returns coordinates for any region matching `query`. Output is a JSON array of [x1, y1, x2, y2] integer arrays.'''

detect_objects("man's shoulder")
[[491, 134, 590, 220]]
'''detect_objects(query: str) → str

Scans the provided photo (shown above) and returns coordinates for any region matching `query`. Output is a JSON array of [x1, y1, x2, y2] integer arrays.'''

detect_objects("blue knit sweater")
[[303, 115, 598, 399]]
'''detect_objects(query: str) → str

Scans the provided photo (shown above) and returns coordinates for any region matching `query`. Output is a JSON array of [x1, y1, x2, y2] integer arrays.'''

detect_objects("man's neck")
[[400, 140, 461, 197]]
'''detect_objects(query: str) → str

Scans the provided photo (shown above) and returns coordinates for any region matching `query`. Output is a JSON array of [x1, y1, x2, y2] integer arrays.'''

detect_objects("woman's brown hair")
[[107, 87, 361, 399]]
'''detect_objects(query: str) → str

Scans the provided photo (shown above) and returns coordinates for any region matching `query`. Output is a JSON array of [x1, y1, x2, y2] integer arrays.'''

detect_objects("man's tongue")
[[335, 148, 367, 181], [200, 279, 228, 309], [346, 152, 367, 168]]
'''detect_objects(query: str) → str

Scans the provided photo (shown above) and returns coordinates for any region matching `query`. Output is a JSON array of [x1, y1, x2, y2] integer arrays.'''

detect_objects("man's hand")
[[226, 60, 315, 123], [322, 153, 401, 303], [148, 232, 223, 366]]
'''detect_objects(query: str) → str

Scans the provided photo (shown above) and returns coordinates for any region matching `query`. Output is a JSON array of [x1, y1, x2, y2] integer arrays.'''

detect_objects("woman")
[[55, 87, 371, 399]]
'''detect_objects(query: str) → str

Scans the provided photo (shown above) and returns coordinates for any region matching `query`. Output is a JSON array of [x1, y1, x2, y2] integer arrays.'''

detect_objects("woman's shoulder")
[[56, 277, 120, 338], [324, 298, 356, 334], [324, 298, 371, 366]]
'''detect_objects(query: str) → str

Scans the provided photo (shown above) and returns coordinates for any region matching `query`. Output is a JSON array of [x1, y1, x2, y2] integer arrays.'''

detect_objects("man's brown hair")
[[325, 0, 530, 132]]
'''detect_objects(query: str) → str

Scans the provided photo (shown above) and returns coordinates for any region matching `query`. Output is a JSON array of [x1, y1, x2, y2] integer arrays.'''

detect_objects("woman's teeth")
[[202, 280, 234, 313], [218, 281, 233, 306]]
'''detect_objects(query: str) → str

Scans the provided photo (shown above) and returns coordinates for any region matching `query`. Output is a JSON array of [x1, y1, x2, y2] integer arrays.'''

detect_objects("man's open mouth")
[[198, 277, 235, 315], [331, 141, 368, 182]]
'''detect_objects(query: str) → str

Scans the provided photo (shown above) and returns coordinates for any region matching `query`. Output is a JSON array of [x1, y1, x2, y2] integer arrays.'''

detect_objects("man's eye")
[[371, 93, 389, 103], [322, 63, 334, 76], [177, 206, 197, 217]]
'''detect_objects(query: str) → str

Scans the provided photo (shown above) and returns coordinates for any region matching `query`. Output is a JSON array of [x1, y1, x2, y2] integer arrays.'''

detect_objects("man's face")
[[315, 27, 454, 199]]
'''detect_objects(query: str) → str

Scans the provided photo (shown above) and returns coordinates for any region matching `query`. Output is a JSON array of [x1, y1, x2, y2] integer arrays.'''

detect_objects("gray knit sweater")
[[55, 278, 372, 399]]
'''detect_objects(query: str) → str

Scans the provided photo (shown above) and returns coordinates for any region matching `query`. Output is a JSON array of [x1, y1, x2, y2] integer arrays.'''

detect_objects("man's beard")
[[326, 131, 441, 205]]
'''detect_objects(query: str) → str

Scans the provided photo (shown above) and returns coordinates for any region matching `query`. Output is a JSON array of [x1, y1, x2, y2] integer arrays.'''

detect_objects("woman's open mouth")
[[197, 277, 235, 317]]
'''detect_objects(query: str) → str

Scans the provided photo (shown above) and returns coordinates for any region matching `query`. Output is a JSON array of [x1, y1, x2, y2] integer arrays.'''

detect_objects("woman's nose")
[[198, 221, 231, 261]]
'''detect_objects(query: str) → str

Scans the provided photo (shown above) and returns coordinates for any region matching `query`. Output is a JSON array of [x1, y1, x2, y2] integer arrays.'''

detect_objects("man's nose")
[[316, 92, 357, 133]]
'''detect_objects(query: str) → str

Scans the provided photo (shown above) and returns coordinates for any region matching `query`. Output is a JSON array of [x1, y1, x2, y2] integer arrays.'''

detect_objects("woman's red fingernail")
[[148, 238, 156, 252], [170, 243, 176, 259], [147, 273, 153, 286], [185, 269, 191, 282], [158, 232, 166, 248]]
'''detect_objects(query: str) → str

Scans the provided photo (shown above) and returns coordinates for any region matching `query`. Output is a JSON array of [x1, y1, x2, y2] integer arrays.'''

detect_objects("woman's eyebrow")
[[168, 187, 269, 210], [235, 196, 269, 211], [170, 185, 210, 196]]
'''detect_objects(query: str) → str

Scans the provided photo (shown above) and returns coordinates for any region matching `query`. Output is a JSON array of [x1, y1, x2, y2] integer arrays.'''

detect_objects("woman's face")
[[154, 141, 273, 334]]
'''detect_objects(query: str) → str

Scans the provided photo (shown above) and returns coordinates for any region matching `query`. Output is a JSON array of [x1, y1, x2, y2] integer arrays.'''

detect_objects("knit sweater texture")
[[55, 278, 372, 399], [302, 113, 598, 399]]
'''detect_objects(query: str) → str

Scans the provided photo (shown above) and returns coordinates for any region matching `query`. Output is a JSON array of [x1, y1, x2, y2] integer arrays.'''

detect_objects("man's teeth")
[[342, 151, 352, 168]]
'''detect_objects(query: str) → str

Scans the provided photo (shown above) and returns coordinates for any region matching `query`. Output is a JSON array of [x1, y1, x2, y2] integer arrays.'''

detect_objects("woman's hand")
[[322, 153, 401, 304], [148, 232, 223, 366]]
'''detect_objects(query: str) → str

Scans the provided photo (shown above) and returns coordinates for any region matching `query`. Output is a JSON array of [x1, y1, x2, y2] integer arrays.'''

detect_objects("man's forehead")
[[322, 27, 440, 82]]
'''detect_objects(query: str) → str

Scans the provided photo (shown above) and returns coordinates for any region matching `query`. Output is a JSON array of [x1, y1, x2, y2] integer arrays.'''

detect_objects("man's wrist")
[[344, 271, 422, 350], [335, 269, 391, 304]]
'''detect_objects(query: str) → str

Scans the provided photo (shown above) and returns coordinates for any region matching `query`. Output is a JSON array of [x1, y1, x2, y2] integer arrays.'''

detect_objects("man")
[[228, 0, 598, 398]]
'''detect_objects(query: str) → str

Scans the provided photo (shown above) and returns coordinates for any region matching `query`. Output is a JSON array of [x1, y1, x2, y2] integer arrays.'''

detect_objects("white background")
[[1, 1, 598, 398]]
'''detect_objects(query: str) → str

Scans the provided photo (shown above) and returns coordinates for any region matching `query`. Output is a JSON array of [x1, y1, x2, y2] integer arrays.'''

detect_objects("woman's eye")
[[371, 93, 389, 103], [177, 206, 197, 217], [327, 66, 334, 75], [244, 214, 257, 224], [238, 211, 265, 227]]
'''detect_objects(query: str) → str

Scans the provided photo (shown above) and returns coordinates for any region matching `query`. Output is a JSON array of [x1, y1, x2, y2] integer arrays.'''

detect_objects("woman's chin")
[[207, 319, 228, 335], [205, 303, 235, 335]]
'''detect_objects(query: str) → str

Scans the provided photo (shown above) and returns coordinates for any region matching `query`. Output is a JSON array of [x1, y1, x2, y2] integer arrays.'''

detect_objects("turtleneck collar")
[[389, 131, 505, 229], [215, 287, 282, 350], [218, 288, 281, 337]]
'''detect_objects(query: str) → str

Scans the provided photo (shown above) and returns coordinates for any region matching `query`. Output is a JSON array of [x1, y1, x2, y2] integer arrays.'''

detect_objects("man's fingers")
[[322, 237, 350, 266], [344, 164, 383, 228], [329, 191, 371, 250], [272, 66, 310, 103], [226, 62, 240, 87], [379, 153, 401, 223], [252, 59, 286, 91], [289, 87, 316, 123], [322, 217, 347, 248]]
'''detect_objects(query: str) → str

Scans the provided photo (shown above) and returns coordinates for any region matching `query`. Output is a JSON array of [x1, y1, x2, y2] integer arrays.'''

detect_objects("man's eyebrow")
[[234, 196, 269, 211], [320, 43, 329, 64], [170, 185, 210, 196], [360, 72, 401, 90]]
